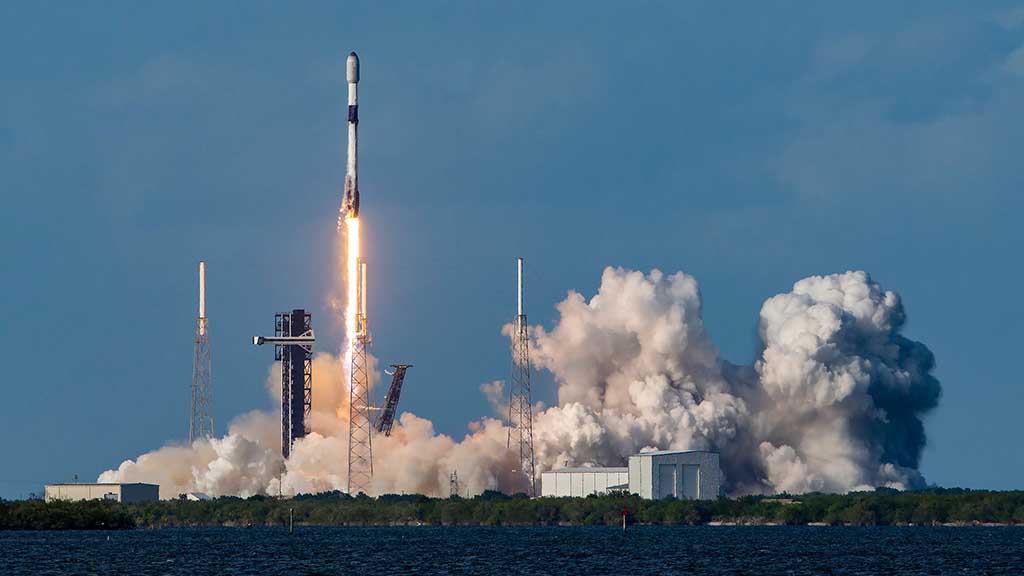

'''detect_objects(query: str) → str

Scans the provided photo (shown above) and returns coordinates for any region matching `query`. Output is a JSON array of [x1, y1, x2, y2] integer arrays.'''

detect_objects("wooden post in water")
[[622, 508, 627, 532], [289, 507, 294, 534]]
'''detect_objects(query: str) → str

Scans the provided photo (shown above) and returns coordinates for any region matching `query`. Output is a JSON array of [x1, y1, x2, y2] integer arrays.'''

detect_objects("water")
[[2, 526, 1022, 575]]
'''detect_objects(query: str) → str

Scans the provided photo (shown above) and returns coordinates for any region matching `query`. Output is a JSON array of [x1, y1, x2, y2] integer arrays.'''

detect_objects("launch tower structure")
[[252, 310, 315, 459], [375, 364, 412, 437], [449, 470, 460, 498], [190, 261, 213, 443], [276, 310, 314, 459], [507, 257, 537, 496], [348, 259, 374, 495]]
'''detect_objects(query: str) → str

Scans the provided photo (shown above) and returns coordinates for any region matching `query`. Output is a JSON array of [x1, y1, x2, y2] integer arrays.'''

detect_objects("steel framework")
[[375, 364, 412, 436], [348, 258, 373, 495], [507, 257, 537, 496], [449, 470, 460, 498], [275, 310, 313, 459], [190, 261, 213, 443]]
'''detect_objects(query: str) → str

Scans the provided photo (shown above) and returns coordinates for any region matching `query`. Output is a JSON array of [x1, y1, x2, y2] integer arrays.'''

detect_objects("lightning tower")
[[507, 257, 537, 496], [190, 261, 213, 443], [348, 258, 373, 494]]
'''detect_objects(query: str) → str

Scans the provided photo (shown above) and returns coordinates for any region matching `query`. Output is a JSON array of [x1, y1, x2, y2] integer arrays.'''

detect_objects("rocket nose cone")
[[347, 52, 360, 83]]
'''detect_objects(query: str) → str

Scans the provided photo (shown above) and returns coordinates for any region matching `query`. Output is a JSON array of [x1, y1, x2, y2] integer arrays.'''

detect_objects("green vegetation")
[[4, 488, 1024, 530], [0, 499, 135, 530]]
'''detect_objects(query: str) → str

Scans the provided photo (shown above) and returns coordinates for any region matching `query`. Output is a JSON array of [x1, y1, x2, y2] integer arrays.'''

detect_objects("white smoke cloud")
[[749, 271, 940, 492], [99, 410, 281, 499], [479, 380, 507, 418], [100, 267, 940, 498], [101, 352, 518, 499], [528, 268, 750, 486], [527, 268, 940, 494]]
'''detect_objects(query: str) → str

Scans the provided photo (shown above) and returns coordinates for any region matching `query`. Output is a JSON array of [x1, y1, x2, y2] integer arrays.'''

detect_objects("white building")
[[540, 450, 721, 500], [628, 450, 720, 500], [540, 467, 630, 497], [44, 483, 160, 503]]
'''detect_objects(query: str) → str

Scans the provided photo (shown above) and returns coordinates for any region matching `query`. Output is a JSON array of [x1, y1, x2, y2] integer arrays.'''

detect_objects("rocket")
[[342, 51, 360, 218]]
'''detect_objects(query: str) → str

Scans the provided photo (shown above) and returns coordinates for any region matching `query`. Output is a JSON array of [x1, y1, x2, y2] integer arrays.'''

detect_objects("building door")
[[658, 464, 677, 498], [681, 465, 700, 499]]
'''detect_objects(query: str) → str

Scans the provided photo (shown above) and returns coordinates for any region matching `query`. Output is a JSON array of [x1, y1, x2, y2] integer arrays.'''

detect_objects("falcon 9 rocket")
[[341, 51, 360, 218]]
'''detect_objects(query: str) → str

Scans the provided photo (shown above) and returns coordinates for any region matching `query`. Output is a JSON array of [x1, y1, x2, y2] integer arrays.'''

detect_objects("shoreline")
[[4, 489, 1023, 531]]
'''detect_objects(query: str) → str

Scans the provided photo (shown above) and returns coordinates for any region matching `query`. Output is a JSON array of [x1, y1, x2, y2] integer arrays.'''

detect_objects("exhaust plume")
[[527, 267, 940, 494], [100, 267, 940, 497]]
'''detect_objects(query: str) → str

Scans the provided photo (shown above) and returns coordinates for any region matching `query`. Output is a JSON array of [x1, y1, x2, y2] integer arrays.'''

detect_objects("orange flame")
[[343, 216, 360, 390]]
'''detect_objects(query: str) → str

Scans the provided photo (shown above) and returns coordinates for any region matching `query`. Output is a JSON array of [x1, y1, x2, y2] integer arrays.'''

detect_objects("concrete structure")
[[540, 467, 630, 497], [628, 450, 720, 500], [45, 483, 159, 503]]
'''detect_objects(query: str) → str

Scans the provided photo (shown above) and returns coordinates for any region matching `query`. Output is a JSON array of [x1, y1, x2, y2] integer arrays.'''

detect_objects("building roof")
[[633, 449, 719, 457], [544, 467, 629, 474]]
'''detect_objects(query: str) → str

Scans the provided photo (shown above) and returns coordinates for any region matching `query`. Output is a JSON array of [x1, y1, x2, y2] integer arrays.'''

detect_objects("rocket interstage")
[[342, 51, 360, 219]]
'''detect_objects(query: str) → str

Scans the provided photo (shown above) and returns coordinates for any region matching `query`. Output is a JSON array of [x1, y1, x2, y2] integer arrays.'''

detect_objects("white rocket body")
[[342, 52, 360, 218]]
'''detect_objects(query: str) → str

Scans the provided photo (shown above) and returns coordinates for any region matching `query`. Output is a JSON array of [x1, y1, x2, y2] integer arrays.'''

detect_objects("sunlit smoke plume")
[[100, 267, 941, 498], [527, 268, 941, 494]]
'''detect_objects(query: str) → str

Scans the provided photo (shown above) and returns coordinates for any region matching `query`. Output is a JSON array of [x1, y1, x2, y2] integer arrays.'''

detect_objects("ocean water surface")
[[2, 525, 1022, 575]]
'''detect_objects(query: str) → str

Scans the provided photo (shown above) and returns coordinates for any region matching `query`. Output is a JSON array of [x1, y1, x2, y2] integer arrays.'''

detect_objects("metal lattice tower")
[[449, 470, 460, 498], [190, 261, 214, 443], [507, 257, 537, 496], [275, 310, 314, 459], [252, 312, 315, 460], [348, 258, 374, 495]]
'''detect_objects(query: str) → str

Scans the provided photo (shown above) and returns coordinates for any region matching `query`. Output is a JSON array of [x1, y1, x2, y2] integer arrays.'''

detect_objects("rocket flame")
[[343, 216, 360, 390]]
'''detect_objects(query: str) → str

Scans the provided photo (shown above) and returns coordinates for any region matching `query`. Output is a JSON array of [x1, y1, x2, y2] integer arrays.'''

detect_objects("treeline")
[[0, 499, 135, 530], [3, 488, 1024, 530]]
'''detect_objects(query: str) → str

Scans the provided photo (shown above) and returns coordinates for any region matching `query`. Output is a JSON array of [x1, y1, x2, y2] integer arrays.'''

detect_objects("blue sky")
[[2, 2, 1022, 498]]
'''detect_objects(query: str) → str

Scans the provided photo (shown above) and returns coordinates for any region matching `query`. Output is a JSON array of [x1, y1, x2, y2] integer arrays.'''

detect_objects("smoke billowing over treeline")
[[101, 268, 940, 498]]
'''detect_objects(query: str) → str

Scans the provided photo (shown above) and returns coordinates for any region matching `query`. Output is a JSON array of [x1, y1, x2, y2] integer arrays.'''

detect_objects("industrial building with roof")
[[44, 483, 160, 503], [540, 450, 720, 500], [540, 467, 630, 497]]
